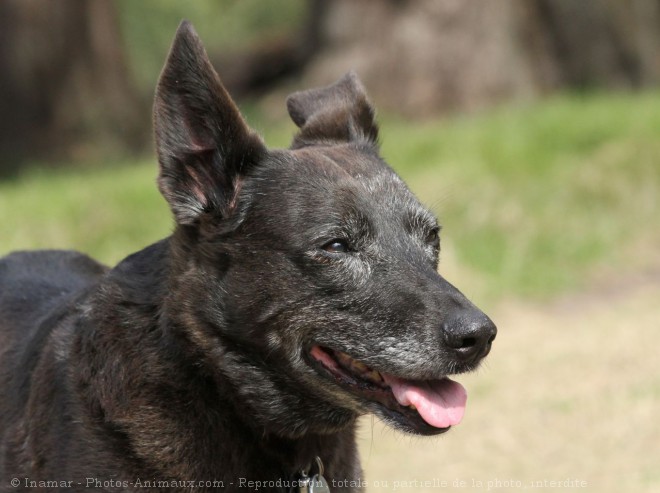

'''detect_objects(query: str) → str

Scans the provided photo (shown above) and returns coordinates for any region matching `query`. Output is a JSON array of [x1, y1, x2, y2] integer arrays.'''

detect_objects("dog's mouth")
[[308, 346, 467, 435]]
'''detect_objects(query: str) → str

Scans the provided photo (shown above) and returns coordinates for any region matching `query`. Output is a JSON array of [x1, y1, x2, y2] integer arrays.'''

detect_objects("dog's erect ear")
[[286, 71, 379, 148], [154, 21, 266, 225]]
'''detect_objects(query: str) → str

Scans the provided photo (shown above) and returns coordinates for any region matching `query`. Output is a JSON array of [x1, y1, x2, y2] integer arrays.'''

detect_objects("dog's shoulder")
[[0, 251, 108, 433], [0, 250, 107, 342], [0, 249, 107, 301]]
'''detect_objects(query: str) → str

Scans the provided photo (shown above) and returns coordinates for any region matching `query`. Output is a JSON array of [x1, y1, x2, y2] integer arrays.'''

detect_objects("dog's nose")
[[442, 310, 497, 362]]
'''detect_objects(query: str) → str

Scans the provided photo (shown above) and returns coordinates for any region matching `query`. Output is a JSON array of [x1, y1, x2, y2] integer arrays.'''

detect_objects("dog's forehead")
[[291, 144, 383, 176], [289, 145, 405, 192], [258, 145, 435, 228], [289, 145, 415, 202]]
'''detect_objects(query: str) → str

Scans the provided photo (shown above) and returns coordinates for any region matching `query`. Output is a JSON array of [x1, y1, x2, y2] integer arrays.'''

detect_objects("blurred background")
[[0, 0, 658, 491]]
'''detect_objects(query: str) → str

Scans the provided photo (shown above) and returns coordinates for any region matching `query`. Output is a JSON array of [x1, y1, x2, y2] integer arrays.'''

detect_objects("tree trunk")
[[301, 0, 660, 117], [0, 0, 146, 174], [210, 0, 328, 98]]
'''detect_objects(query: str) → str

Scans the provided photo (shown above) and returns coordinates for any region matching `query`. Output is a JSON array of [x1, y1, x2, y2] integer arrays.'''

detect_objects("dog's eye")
[[322, 239, 350, 254], [425, 227, 440, 245]]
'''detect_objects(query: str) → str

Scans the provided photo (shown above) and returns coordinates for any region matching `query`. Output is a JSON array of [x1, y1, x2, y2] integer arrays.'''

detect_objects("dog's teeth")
[[336, 352, 352, 364], [408, 404, 416, 410], [367, 370, 383, 382], [351, 360, 368, 372]]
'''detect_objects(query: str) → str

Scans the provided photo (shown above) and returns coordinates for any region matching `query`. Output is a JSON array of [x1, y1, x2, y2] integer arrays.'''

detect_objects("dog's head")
[[154, 22, 496, 437]]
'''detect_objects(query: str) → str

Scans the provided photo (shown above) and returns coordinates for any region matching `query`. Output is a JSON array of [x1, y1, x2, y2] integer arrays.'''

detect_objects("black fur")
[[0, 21, 495, 492]]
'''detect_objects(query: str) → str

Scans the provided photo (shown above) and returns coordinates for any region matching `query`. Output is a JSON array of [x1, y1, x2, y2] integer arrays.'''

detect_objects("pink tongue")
[[383, 375, 467, 428]]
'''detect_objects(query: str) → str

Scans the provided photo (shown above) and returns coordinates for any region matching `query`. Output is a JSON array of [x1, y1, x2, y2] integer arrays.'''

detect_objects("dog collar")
[[290, 456, 331, 493]]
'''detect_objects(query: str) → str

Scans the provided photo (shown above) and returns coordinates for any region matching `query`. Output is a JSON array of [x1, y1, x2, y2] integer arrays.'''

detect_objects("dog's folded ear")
[[154, 21, 266, 226], [287, 71, 379, 148]]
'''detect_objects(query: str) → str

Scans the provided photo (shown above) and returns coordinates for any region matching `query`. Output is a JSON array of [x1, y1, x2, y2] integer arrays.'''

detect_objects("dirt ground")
[[356, 268, 660, 493]]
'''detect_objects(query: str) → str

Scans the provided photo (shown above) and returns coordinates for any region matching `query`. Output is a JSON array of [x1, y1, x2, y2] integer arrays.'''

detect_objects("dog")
[[0, 21, 496, 492]]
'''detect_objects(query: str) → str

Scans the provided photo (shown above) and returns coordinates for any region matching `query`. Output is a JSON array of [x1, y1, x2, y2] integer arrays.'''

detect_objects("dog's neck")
[[72, 238, 362, 486]]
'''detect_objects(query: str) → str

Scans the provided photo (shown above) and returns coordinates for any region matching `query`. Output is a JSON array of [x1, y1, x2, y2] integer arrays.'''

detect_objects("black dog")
[[0, 21, 495, 492]]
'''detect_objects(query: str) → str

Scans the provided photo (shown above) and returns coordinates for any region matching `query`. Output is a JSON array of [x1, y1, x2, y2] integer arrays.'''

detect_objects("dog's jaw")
[[307, 346, 467, 435]]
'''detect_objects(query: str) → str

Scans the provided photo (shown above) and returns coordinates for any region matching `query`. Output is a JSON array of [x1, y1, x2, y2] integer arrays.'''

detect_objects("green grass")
[[1, 91, 659, 297], [0, 162, 171, 266], [380, 91, 660, 297]]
